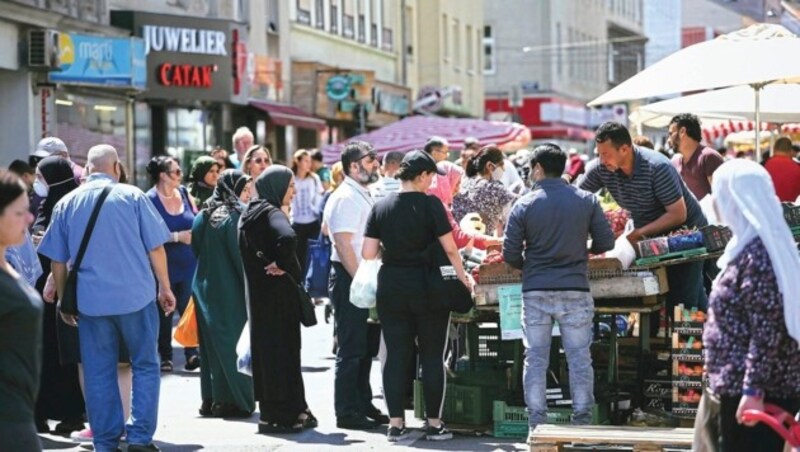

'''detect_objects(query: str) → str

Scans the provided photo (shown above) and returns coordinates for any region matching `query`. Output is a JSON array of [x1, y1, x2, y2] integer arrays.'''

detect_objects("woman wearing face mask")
[[145, 156, 199, 372], [30, 156, 86, 435], [452, 145, 517, 236], [362, 151, 471, 442], [191, 169, 255, 418], [694, 160, 800, 452], [239, 166, 316, 434], [188, 156, 221, 208], [0, 170, 44, 451], [242, 145, 272, 179]]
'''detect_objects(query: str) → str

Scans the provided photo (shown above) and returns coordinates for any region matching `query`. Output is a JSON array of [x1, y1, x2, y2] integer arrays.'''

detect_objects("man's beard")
[[357, 164, 379, 184]]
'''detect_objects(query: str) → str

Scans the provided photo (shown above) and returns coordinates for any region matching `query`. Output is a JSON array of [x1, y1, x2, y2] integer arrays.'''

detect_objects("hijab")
[[189, 156, 218, 205], [205, 169, 250, 228], [428, 161, 464, 206], [712, 159, 800, 345], [34, 156, 79, 230], [255, 165, 293, 208]]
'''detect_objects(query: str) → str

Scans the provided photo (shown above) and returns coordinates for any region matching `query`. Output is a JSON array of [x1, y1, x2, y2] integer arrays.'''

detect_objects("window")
[[482, 24, 494, 73], [343, 0, 354, 38], [476, 27, 482, 73], [267, 0, 279, 33], [371, 24, 378, 46], [382, 27, 393, 51], [357, 0, 365, 42], [296, 0, 311, 25], [453, 19, 461, 70], [404, 6, 413, 57], [556, 22, 562, 76], [443, 14, 449, 61], [314, 0, 324, 29], [330, 1, 338, 33], [466, 25, 473, 71], [370, 0, 380, 46]]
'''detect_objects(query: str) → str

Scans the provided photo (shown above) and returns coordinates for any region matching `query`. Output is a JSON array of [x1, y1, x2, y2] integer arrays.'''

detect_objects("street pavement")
[[40, 307, 526, 451]]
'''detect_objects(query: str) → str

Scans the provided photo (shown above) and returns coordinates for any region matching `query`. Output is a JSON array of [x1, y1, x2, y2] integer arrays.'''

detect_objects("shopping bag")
[[349, 259, 382, 309], [173, 297, 199, 347], [305, 233, 331, 298], [236, 321, 252, 376]]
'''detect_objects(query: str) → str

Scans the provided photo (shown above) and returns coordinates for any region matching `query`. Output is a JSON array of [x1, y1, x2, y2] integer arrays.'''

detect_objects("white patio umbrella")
[[589, 24, 800, 154], [632, 84, 800, 128]]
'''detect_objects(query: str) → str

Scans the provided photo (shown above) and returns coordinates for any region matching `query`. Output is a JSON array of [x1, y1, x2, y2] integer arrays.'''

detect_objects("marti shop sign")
[[111, 11, 241, 102]]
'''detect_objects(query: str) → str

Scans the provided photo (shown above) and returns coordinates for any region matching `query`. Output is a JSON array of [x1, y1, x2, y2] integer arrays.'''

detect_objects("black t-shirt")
[[365, 192, 452, 267], [0, 270, 43, 423]]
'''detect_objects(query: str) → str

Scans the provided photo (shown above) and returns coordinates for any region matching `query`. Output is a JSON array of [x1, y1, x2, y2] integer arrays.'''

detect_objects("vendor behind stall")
[[503, 143, 615, 432], [579, 122, 708, 311]]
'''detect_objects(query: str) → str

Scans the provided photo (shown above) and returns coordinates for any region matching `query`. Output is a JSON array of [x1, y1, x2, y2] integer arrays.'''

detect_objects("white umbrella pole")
[[755, 85, 762, 162]]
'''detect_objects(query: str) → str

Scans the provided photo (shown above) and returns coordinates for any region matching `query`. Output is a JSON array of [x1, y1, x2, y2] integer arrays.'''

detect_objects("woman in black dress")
[[238, 165, 316, 434], [0, 170, 44, 451]]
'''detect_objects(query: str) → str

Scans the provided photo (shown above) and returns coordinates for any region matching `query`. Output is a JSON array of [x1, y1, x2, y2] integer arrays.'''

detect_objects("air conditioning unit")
[[28, 29, 60, 70]]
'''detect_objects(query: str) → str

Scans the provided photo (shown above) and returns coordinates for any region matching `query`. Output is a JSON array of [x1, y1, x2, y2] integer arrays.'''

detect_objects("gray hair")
[[87, 144, 119, 174], [232, 126, 254, 146]]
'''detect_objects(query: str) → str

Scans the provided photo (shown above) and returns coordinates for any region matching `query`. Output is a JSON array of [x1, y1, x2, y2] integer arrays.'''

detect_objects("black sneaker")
[[365, 408, 390, 425], [184, 355, 200, 371], [336, 415, 378, 430], [387, 425, 410, 442], [425, 422, 453, 441]]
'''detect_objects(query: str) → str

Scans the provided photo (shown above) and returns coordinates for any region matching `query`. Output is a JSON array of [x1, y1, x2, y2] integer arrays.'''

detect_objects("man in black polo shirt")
[[579, 122, 708, 311]]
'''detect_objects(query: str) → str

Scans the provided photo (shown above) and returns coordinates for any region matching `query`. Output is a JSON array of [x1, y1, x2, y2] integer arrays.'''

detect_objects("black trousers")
[[329, 262, 380, 418], [718, 394, 799, 452], [378, 296, 451, 419], [292, 220, 321, 277]]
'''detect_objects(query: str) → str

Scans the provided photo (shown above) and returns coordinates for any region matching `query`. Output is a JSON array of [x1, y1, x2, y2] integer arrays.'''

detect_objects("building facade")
[[483, 0, 645, 151]]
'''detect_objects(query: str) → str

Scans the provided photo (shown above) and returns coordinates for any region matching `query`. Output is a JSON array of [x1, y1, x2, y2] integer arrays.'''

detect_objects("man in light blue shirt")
[[38, 144, 175, 452]]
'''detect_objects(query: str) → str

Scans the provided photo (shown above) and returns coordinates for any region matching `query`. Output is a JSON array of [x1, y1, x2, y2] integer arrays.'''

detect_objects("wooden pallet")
[[529, 424, 694, 452]]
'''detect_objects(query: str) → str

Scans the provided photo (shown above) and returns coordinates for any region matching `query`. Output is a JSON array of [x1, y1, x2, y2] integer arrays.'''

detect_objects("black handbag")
[[253, 246, 317, 328], [60, 184, 114, 317], [424, 198, 474, 314]]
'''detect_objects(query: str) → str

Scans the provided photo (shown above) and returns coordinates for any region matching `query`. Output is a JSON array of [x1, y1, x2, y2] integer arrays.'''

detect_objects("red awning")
[[249, 101, 326, 131]]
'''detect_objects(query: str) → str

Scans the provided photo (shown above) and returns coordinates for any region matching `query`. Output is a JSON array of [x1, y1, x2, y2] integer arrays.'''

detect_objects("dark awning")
[[249, 101, 327, 131]]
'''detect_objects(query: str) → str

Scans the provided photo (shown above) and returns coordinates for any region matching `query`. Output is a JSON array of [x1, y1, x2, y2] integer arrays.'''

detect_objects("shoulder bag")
[[60, 184, 114, 317], [424, 197, 474, 314]]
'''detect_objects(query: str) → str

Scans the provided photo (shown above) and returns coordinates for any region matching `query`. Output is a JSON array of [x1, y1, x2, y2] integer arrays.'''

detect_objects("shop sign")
[[540, 102, 588, 127], [157, 63, 217, 87], [326, 75, 353, 101], [250, 55, 282, 102], [49, 32, 147, 89], [142, 25, 227, 56], [373, 87, 410, 117], [315, 68, 374, 120]]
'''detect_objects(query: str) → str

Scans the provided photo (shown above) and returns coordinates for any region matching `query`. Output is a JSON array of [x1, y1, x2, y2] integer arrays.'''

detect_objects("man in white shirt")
[[322, 140, 389, 430], [370, 151, 404, 202]]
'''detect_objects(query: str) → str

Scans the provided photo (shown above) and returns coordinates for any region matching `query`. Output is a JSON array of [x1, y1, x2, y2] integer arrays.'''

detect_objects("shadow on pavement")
[[301, 366, 330, 373], [255, 430, 365, 447], [406, 434, 526, 451], [39, 436, 77, 450]]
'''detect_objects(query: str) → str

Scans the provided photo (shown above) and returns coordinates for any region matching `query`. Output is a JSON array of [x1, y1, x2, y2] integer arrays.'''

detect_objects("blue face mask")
[[238, 200, 248, 210]]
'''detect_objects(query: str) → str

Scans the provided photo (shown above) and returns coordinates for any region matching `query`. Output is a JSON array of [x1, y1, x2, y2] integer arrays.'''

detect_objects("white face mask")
[[33, 179, 48, 198], [491, 164, 505, 181]]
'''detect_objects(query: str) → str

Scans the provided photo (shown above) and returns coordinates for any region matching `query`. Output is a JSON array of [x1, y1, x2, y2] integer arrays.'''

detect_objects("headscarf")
[[189, 156, 218, 206], [439, 160, 464, 191], [255, 165, 293, 208], [205, 169, 250, 227], [34, 156, 79, 230], [712, 159, 800, 345]]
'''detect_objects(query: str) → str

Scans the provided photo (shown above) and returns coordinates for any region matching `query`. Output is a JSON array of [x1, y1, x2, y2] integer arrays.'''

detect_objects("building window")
[[315, 0, 324, 29], [357, 0, 366, 42], [383, 27, 393, 51], [556, 22, 562, 76], [482, 25, 494, 73], [371, 24, 378, 46], [330, 2, 338, 33], [466, 25, 473, 72], [267, 0, 279, 33], [404, 5, 413, 58], [443, 14, 449, 61], [453, 19, 461, 70], [343, 0, 354, 38], [296, 0, 311, 25]]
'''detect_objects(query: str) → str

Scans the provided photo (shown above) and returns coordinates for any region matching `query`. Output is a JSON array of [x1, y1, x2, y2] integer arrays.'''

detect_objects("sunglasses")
[[168, 168, 182, 175], [358, 152, 378, 162], [252, 157, 270, 165]]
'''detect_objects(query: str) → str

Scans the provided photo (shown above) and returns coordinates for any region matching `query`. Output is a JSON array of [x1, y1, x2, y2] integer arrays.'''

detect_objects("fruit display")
[[604, 209, 630, 239], [637, 237, 670, 258], [473, 250, 521, 285], [673, 387, 702, 404], [674, 362, 703, 378], [701, 225, 733, 252], [671, 303, 707, 418], [666, 229, 705, 253]]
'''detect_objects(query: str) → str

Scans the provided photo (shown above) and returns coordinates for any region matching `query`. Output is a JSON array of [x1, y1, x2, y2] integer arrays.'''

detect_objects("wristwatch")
[[742, 387, 765, 399]]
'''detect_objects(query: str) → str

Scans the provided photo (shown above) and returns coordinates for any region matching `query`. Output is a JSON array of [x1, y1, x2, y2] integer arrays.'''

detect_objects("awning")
[[249, 101, 326, 131], [321, 116, 531, 163]]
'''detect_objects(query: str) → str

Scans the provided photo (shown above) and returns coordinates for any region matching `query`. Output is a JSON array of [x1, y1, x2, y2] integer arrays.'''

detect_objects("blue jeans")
[[522, 290, 594, 428], [79, 303, 160, 452]]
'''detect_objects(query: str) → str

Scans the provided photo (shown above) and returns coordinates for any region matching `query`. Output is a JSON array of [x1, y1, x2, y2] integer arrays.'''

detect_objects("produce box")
[[672, 361, 703, 387], [413, 379, 506, 425], [643, 380, 672, 399], [783, 202, 800, 228], [637, 237, 669, 258], [590, 267, 668, 299], [672, 388, 701, 416], [491, 401, 608, 439], [701, 225, 732, 252], [477, 262, 522, 285], [672, 333, 703, 360], [667, 230, 705, 252]]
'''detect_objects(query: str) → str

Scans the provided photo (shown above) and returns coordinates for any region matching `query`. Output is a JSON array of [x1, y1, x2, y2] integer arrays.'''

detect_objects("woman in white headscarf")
[[698, 159, 800, 452]]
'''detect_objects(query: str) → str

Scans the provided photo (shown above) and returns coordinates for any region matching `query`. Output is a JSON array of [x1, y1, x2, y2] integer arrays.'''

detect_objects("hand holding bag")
[[60, 184, 114, 317], [254, 249, 318, 328], [304, 232, 332, 298], [349, 258, 382, 309], [174, 297, 200, 347], [424, 197, 474, 314]]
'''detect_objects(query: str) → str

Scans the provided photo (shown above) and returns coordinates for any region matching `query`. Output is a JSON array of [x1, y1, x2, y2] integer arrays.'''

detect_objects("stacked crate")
[[671, 305, 706, 418]]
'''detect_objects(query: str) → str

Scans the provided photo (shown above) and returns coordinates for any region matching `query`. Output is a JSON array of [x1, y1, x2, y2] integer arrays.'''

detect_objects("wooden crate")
[[590, 267, 669, 300], [529, 425, 694, 452]]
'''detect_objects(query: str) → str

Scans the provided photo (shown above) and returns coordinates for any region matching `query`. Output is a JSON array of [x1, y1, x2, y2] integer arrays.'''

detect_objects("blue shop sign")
[[49, 33, 147, 89]]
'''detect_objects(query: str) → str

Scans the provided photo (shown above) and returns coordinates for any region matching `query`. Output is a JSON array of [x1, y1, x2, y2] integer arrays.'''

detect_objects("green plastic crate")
[[491, 401, 608, 438], [414, 379, 500, 425]]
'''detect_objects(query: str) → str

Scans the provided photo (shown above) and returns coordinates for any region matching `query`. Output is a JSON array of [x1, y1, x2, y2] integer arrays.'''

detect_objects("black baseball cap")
[[400, 150, 446, 176]]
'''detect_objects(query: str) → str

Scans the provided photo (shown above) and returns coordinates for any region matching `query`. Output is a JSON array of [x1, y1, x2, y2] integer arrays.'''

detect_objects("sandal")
[[258, 421, 303, 434], [160, 360, 173, 372], [298, 410, 318, 429], [199, 400, 213, 417]]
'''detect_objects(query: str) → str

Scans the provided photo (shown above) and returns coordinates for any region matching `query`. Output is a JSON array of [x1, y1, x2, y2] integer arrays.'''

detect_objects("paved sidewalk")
[[40, 308, 526, 451]]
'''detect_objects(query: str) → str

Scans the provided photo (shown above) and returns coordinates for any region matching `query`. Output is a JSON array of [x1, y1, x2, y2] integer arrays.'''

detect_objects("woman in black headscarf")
[[239, 165, 316, 434], [31, 156, 85, 434], [192, 169, 255, 418], [188, 156, 220, 207]]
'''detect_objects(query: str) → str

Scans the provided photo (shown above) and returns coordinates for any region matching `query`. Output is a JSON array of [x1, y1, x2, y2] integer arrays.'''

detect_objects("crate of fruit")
[[701, 225, 732, 252], [782, 203, 800, 228], [672, 387, 701, 416], [672, 333, 703, 361], [673, 361, 703, 387], [637, 237, 670, 258], [667, 230, 705, 253]]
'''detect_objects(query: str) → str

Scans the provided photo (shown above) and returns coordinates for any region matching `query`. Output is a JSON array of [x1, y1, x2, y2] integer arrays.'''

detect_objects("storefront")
[[111, 11, 249, 188], [48, 32, 146, 173], [291, 61, 411, 146]]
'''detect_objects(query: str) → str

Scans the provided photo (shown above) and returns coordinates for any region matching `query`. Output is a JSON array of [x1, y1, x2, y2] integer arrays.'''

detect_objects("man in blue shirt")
[[578, 122, 708, 311], [39, 144, 175, 452], [503, 144, 614, 432]]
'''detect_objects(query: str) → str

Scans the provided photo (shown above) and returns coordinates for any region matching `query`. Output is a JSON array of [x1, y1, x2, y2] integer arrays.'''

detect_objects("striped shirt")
[[579, 147, 707, 230]]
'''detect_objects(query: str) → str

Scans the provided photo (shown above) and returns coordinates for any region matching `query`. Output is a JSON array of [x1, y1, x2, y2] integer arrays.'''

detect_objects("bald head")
[[87, 144, 120, 180]]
